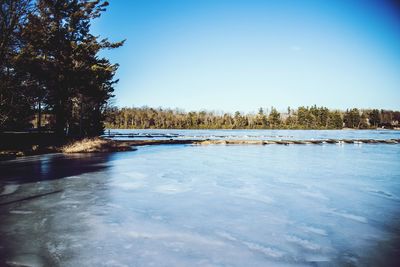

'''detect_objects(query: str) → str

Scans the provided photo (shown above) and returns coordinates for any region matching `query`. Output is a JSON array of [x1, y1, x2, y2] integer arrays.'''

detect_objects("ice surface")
[[0, 130, 400, 266], [105, 128, 400, 141]]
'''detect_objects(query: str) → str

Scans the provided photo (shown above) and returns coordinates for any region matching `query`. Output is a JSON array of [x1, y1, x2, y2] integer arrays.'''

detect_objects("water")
[[1, 130, 400, 266], [104, 128, 400, 141]]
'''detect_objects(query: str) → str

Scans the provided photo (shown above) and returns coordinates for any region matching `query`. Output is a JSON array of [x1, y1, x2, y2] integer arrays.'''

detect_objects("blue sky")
[[92, 0, 400, 112]]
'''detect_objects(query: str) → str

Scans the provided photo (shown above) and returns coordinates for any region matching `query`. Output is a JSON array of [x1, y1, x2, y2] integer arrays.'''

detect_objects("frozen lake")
[[1, 130, 400, 266], [104, 128, 400, 141]]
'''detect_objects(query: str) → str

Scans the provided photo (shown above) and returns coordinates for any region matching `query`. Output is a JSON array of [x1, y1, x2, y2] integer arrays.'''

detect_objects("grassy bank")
[[0, 134, 135, 161], [62, 138, 135, 153]]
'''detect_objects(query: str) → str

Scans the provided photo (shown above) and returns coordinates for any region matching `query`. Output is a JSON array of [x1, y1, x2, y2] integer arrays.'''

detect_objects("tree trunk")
[[37, 100, 41, 132], [55, 104, 65, 137]]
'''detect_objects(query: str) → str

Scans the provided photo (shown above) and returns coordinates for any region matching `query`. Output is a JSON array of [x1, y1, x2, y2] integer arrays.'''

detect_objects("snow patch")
[[286, 235, 321, 250], [0, 184, 19, 196], [243, 242, 285, 258], [10, 210, 34, 215]]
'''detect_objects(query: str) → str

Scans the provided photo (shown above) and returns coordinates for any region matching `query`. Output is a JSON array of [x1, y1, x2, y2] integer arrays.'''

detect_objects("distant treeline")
[[0, 0, 122, 136], [105, 106, 400, 130]]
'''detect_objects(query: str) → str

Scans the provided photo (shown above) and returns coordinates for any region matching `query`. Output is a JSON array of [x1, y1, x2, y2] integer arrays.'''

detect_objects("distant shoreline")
[[105, 128, 400, 131], [105, 106, 399, 130]]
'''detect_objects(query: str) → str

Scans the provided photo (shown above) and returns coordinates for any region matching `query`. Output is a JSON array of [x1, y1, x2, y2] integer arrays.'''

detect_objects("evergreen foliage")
[[0, 0, 123, 136]]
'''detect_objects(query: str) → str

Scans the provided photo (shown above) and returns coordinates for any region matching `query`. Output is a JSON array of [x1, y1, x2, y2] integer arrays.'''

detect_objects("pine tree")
[[368, 109, 380, 128], [268, 107, 281, 128], [0, 0, 33, 130], [20, 0, 123, 136]]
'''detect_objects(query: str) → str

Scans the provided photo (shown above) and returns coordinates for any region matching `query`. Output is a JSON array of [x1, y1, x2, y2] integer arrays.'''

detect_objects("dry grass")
[[62, 138, 135, 153]]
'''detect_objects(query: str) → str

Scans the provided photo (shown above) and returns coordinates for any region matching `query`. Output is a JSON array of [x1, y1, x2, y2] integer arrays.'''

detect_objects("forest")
[[104, 106, 400, 130], [0, 0, 122, 137]]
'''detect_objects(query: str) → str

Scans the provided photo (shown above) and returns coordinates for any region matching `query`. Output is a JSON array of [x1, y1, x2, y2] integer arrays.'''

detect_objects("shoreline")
[[1, 136, 399, 161], [118, 138, 400, 146], [0, 138, 135, 161]]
